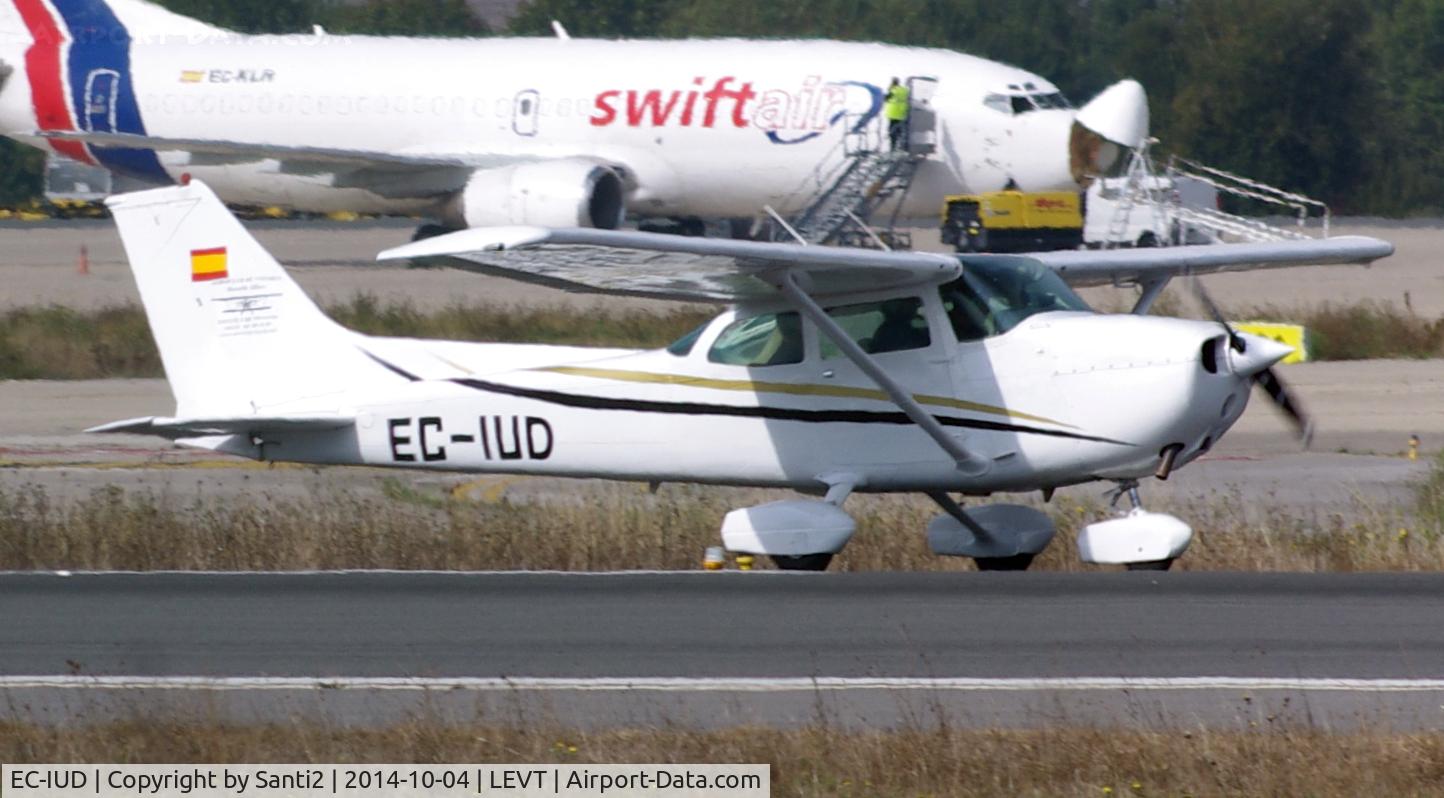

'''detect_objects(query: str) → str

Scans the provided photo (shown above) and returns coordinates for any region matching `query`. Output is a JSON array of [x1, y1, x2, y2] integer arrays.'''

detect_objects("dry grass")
[[1101, 289, 1444, 360], [2, 295, 1441, 380], [0, 298, 713, 380], [0, 476, 1436, 572], [5, 719, 1444, 796]]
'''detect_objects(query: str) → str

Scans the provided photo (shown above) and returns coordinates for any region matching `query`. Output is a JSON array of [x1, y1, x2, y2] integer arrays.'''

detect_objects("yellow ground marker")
[[1234, 321, 1308, 365]]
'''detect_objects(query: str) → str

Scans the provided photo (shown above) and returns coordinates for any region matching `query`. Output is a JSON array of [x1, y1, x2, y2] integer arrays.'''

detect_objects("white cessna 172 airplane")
[[93, 180, 1392, 571], [0, 0, 1147, 231]]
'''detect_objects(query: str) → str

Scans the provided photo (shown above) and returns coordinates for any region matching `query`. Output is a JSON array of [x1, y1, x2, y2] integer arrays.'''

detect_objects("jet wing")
[[37, 130, 549, 198], [87, 414, 354, 440], [1027, 236, 1393, 287], [378, 227, 962, 302]]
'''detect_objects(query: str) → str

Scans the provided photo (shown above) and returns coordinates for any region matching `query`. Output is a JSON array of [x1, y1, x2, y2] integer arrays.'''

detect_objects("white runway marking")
[[6, 676, 1444, 693]]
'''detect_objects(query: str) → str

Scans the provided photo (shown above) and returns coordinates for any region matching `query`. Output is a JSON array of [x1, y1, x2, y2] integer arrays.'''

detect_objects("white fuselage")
[[244, 305, 1248, 495], [0, 19, 1085, 219]]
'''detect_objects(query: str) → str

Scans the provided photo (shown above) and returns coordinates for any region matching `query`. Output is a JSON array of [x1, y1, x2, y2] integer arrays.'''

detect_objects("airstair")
[[777, 149, 921, 245], [767, 76, 937, 247], [1095, 144, 1331, 248]]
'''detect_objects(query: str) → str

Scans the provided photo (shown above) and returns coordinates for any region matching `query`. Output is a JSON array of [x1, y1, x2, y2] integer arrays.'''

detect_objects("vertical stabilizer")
[[106, 181, 387, 419]]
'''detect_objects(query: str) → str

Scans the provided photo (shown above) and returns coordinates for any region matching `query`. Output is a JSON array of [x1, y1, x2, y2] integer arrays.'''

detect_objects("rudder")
[[106, 181, 385, 419]]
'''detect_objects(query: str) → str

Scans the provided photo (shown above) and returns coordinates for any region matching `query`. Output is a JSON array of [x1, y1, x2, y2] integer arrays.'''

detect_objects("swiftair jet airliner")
[[0, 0, 1148, 231]]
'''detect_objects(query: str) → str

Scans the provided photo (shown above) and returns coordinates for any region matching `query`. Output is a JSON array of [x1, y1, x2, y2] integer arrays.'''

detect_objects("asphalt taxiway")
[[6, 571, 1444, 729]]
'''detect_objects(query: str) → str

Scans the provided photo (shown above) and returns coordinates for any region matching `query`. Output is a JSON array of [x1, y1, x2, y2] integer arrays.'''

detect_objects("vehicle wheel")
[[770, 553, 834, 571], [974, 553, 1035, 571], [411, 223, 454, 242], [1136, 231, 1159, 248], [1126, 559, 1174, 571]]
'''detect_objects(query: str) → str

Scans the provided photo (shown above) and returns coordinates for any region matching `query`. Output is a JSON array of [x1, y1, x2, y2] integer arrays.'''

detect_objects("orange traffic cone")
[[77, 245, 89, 276]]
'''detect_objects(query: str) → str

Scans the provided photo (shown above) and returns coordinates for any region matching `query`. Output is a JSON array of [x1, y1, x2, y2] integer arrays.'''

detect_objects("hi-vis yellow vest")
[[884, 84, 910, 121]]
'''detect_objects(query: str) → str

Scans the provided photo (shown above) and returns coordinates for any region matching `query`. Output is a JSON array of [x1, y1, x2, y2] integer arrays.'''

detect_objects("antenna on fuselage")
[[551, 20, 571, 40]]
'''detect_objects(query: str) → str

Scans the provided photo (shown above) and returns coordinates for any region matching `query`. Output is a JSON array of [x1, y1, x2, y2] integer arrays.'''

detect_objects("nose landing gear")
[[1078, 480, 1193, 571]]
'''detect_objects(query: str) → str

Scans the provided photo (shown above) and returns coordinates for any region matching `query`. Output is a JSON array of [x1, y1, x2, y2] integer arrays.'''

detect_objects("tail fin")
[[106, 181, 385, 419]]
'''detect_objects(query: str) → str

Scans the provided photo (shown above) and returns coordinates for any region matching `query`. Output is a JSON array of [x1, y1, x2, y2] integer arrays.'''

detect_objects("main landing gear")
[[924, 492, 1057, 572], [770, 553, 835, 572], [717, 480, 1194, 573]]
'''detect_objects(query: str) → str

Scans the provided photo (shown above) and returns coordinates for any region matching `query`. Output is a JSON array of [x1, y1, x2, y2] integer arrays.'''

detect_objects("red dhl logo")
[[1034, 197, 1071, 210]]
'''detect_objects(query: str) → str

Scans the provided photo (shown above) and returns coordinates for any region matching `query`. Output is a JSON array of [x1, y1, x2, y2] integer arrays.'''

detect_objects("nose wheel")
[[1108, 481, 1172, 571], [1079, 480, 1193, 571]]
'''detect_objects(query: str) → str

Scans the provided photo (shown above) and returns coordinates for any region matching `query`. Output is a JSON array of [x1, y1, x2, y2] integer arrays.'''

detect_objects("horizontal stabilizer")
[[1028, 236, 1394, 287], [88, 414, 354, 440], [379, 227, 962, 302]]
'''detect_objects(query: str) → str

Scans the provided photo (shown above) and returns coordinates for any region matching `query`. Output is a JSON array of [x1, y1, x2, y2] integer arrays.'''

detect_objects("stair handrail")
[[1168, 155, 1330, 237]]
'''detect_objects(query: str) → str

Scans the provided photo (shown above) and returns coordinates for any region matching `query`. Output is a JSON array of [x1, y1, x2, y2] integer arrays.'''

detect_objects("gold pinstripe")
[[534, 366, 1075, 428]]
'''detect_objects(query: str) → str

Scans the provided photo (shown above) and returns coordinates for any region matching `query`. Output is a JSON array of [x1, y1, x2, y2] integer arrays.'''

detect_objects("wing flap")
[[379, 227, 962, 302], [1028, 236, 1393, 287]]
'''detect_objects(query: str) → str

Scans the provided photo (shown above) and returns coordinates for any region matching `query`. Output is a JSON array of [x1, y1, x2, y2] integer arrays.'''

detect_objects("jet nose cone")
[[1230, 332, 1295, 377], [1076, 79, 1149, 148]]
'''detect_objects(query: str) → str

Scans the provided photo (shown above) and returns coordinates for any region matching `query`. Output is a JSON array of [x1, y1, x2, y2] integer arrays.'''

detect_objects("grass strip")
[[4, 720, 1444, 796], [0, 474, 1435, 572]]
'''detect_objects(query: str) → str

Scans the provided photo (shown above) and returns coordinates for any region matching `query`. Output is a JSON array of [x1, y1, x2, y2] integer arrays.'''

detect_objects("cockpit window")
[[939, 258, 1091, 341], [1031, 92, 1072, 110], [707, 311, 804, 367], [984, 89, 1074, 116]]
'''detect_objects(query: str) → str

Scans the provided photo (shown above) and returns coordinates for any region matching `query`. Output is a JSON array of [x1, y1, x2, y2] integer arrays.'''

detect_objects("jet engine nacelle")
[[449, 158, 626, 229]]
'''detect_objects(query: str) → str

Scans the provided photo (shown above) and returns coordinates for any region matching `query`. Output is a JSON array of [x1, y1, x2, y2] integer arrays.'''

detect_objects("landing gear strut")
[[1109, 481, 1172, 571]]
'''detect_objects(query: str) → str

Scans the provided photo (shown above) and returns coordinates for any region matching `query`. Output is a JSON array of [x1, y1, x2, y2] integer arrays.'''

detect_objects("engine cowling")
[[447, 158, 626, 229]]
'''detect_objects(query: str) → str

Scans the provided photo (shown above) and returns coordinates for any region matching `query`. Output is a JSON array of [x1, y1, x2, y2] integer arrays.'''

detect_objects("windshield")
[[983, 87, 1074, 115], [939, 258, 1092, 341]]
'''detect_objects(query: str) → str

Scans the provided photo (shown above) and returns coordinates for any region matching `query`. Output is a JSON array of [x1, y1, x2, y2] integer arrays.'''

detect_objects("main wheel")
[[1126, 559, 1174, 571], [974, 553, 1036, 571], [770, 553, 834, 571], [411, 223, 455, 242]]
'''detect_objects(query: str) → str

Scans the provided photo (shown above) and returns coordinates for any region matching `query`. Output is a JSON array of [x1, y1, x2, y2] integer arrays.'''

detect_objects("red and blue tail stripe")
[[16, 0, 170, 183]]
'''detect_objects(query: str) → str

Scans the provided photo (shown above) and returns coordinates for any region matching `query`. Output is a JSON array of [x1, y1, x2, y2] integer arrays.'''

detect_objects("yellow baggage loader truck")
[[940, 190, 1083, 253]]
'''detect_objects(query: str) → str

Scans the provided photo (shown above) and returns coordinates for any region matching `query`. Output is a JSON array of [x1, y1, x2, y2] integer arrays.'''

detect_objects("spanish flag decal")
[[180, 70, 205, 84], [190, 247, 228, 282]]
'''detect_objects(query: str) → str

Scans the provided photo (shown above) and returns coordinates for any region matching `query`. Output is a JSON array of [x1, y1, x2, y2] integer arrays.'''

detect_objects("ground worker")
[[885, 77, 910, 151]]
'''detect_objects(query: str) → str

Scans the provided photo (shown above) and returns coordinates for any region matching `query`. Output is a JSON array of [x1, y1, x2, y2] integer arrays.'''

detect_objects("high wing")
[[379, 226, 962, 302], [379, 226, 1390, 302], [38, 130, 580, 199], [1026, 236, 1393, 287]]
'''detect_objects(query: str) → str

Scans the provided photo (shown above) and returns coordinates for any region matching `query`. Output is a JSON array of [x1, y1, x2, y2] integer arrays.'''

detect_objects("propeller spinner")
[[1190, 276, 1313, 447]]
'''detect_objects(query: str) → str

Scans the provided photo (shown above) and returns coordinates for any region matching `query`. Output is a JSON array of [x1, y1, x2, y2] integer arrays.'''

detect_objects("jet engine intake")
[[448, 158, 626, 229]]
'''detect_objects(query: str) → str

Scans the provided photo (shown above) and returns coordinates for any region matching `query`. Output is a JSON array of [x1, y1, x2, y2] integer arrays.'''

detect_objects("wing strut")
[[778, 271, 991, 477]]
